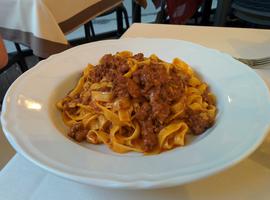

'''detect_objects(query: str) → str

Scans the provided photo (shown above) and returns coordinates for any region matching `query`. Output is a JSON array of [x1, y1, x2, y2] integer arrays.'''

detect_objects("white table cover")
[[1, 24, 270, 200], [0, 0, 122, 57], [1, 145, 270, 200]]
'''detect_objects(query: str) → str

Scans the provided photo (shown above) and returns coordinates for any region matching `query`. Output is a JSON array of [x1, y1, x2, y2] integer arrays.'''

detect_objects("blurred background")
[[0, 0, 270, 105]]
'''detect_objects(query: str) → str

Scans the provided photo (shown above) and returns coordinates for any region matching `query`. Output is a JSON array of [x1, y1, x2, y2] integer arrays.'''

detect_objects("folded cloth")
[[1, 152, 270, 200]]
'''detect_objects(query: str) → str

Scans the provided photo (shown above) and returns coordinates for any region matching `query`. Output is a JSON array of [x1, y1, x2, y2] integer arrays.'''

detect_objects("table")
[[1, 23, 270, 200], [0, 0, 122, 58]]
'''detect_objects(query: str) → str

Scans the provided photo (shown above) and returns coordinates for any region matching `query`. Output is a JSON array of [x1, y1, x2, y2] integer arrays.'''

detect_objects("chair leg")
[[84, 21, 96, 42], [155, 1, 167, 23], [132, 1, 141, 23], [121, 6, 130, 28], [214, 0, 232, 26], [14, 43, 28, 73], [116, 8, 124, 36], [200, 0, 213, 25], [89, 21, 96, 37], [84, 22, 91, 42]]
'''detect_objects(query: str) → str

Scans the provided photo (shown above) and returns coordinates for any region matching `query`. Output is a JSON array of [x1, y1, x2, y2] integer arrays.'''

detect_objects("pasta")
[[56, 51, 217, 154]]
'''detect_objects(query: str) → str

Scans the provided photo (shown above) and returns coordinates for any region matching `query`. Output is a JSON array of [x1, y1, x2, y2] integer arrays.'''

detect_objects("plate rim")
[[2, 38, 270, 189]]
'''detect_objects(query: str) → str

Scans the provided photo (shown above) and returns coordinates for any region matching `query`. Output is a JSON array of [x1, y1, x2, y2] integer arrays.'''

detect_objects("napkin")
[[1, 148, 270, 200]]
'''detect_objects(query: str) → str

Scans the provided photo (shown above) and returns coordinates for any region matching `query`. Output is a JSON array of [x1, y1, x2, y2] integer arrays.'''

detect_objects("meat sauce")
[[68, 53, 214, 152], [87, 53, 186, 151]]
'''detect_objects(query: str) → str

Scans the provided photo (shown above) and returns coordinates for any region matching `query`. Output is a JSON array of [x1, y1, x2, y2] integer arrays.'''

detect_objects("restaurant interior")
[[0, 0, 270, 199], [1, 0, 269, 103]]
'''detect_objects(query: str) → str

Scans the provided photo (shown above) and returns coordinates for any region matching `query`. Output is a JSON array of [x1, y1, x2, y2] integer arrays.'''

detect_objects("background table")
[[1, 23, 270, 200], [0, 0, 122, 58]]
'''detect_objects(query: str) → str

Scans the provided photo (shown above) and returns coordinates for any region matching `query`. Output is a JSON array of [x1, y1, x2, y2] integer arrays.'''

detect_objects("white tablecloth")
[[0, 0, 122, 57], [1, 146, 270, 200], [1, 24, 270, 200]]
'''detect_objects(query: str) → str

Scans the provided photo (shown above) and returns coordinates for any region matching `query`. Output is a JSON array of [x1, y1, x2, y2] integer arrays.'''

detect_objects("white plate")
[[1, 38, 270, 189]]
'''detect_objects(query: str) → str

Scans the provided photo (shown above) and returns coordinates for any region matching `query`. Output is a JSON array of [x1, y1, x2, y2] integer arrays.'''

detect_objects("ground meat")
[[105, 69, 117, 82], [141, 119, 158, 152], [96, 54, 185, 151], [160, 85, 181, 103], [139, 64, 166, 92], [60, 52, 216, 153], [133, 53, 144, 61], [118, 63, 129, 74], [151, 101, 171, 124], [127, 79, 141, 98], [68, 123, 88, 142], [113, 75, 129, 98], [143, 133, 158, 152], [153, 121, 164, 134], [148, 87, 171, 124], [186, 108, 214, 135], [171, 67, 191, 85], [80, 53, 193, 151], [89, 54, 129, 83], [100, 54, 130, 75], [137, 64, 172, 98], [99, 54, 114, 66], [132, 72, 141, 85], [166, 72, 185, 102], [88, 64, 108, 83], [135, 102, 151, 121]]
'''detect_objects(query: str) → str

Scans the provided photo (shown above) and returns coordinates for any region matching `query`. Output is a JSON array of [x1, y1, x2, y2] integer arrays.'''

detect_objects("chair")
[[232, 0, 270, 26], [0, 39, 28, 106], [135, 0, 215, 25], [84, 3, 129, 42], [0, 43, 28, 74], [214, 0, 270, 27], [73, 3, 129, 45]]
